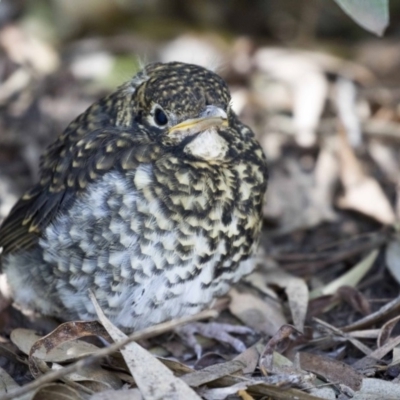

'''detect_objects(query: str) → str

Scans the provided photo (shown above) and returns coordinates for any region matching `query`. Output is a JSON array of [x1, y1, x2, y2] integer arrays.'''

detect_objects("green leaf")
[[333, 0, 389, 36]]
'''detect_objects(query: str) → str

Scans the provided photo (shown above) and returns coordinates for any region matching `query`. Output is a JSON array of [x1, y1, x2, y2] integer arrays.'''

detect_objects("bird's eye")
[[154, 108, 168, 126]]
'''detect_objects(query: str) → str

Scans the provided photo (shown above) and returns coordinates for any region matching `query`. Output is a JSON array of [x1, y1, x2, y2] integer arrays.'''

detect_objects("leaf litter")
[[1, 4, 400, 399]]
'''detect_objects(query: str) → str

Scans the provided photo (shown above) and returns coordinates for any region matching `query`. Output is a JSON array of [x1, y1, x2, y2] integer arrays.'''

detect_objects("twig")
[[0, 309, 218, 400]]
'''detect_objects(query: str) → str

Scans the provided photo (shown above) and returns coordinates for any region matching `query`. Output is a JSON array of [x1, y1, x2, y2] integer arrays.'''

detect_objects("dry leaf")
[[377, 315, 400, 347], [89, 389, 143, 400], [352, 335, 400, 374], [181, 360, 244, 387], [342, 294, 400, 332], [299, 352, 362, 391], [355, 378, 400, 400], [51, 362, 122, 391], [21, 383, 87, 400], [334, 77, 362, 147], [0, 367, 19, 395], [337, 128, 395, 224], [259, 325, 304, 374], [251, 268, 309, 332], [336, 286, 371, 316], [233, 342, 265, 374], [199, 382, 249, 400], [385, 236, 400, 284], [89, 292, 202, 400], [229, 289, 287, 335], [310, 249, 378, 299]]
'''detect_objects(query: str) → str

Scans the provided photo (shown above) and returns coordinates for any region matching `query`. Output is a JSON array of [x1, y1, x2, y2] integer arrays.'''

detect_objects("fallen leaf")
[[0, 367, 19, 395], [385, 236, 400, 285], [259, 325, 304, 374], [299, 352, 362, 391], [229, 289, 286, 335], [342, 294, 400, 332], [89, 291, 202, 400], [251, 268, 309, 332], [336, 285, 371, 315], [89, 389, 143, 400], [352, 335, 400, 374], [337, 128, 395, 224], [356, 377, 400, 400], [181, 360, 244, 387], [200, 382, 249, 400], [233, 342, 265, 374], [22, 383, 87, 400], [51, 362, 122, 391], [310, 249, 378, 299], [378, 315, 400, 347]]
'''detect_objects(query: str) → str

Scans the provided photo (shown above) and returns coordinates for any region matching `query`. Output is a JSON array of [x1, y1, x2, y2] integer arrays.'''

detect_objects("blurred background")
[[1, 0, 400, 252]]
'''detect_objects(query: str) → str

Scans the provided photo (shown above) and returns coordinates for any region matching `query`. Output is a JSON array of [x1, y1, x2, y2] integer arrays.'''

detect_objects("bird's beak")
[[168, 106, 228, 137]]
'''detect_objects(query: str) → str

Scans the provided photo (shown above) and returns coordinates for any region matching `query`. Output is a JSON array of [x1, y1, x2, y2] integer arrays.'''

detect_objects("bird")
[[0, 62, 267, 339]]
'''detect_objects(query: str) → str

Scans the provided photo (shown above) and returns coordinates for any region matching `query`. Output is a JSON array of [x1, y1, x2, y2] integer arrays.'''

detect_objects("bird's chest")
[[39, 165, 259, 328]]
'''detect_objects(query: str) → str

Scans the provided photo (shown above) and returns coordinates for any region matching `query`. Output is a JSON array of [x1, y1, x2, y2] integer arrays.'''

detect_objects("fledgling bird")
[[0, 62, 267, 336]]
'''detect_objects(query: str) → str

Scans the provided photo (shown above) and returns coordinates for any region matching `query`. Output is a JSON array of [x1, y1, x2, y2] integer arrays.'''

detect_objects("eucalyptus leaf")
[[333, 0, 389, 36]]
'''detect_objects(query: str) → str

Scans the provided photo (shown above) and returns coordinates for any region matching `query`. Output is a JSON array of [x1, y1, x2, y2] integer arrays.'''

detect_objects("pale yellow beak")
[[168, 106, 228, 137]]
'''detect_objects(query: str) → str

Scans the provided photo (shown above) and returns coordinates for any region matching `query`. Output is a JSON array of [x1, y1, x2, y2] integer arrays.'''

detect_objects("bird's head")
[[108, 62, 251, 163]]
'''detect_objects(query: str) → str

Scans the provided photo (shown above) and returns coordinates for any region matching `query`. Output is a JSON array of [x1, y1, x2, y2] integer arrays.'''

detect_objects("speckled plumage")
[[0, 62, 267, 330]]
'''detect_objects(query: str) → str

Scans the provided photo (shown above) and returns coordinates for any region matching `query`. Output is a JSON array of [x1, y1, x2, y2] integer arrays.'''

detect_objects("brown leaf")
[[299, 352, 362, 391], [378, 315, 400, 347], [336, 285, 371, 316], [24, 321, 109, 378], [259, 325, 304, 374], [29, 383, 86, 400]]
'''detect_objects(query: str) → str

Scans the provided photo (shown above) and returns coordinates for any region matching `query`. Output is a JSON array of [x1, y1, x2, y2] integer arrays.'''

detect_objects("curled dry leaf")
[[336, 285, 371, 316], [89, 292, 202, 400], [229, 288, 287, 336], [377, 315, 400, 347], [9, 322, 108, 359], [250, 268, 309, 332], [259, 325, 304, 374], [18, 321, 109, 378]]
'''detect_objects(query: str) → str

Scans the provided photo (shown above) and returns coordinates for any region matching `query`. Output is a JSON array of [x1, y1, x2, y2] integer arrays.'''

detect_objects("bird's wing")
[[0, 127, 159, 255]]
